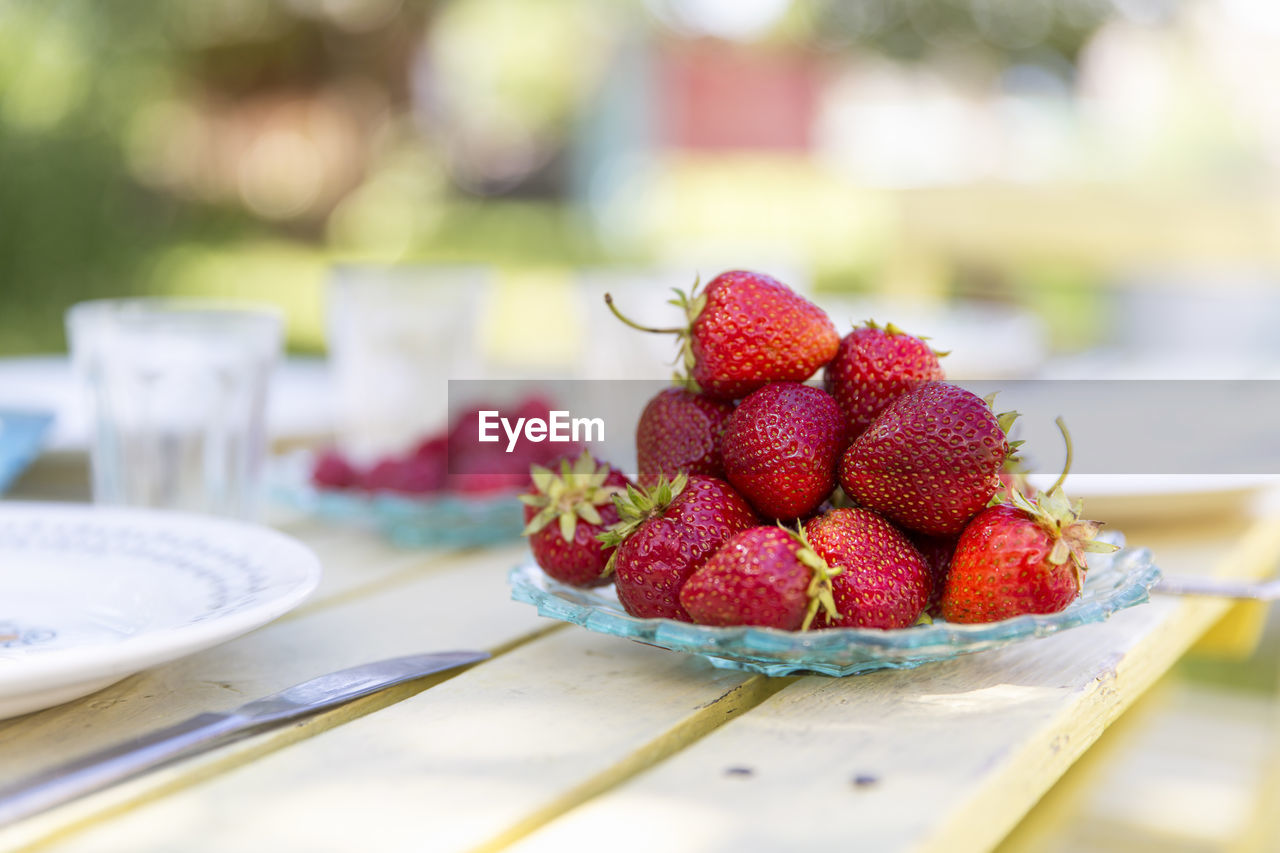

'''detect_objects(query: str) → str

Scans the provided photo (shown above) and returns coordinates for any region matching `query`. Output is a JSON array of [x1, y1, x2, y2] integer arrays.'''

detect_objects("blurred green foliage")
[[0, 0, 623, 354], [0, 1, 268, 352], [0, 0, 1175, 357]]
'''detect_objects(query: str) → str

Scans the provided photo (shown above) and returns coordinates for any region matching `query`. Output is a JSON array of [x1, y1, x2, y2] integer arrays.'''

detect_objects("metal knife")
[[1156, 575, 1280, 600], [0, 650, 488, 826]]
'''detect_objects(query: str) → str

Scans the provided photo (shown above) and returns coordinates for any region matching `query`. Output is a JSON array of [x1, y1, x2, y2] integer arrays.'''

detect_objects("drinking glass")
[[66, 299, 283, 518], [327, 265, 487, 459]]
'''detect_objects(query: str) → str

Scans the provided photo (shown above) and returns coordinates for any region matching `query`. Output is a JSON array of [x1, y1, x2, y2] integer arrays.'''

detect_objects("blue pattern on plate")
[[0, 410, 54, 495], [509, 534, 1161, 677]]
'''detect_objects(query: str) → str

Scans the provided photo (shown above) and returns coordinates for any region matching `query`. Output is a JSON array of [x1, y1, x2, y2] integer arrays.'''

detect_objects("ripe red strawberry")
[[680, 525, 841, 630], [665, 475, 761, 556], [823, 321, 945, 440], [413, 434, 449, 462], [803, 508, 931, 629], [521, 451, 631, 587], [940, 488, 1118, 623], [721, 382, 846, 520], [601, 474, 758, 620], [311, 449, 360, 489], [605, 270, 839, 401], [636, 387, 735, 487], [907, 531, 959, 613], [448, 396, 575, 492], [840, 382, 1013, 536]]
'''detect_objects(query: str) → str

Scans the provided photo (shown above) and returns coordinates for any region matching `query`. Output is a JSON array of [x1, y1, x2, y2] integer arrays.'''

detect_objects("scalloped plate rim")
[[508, 543, 1163, 676]]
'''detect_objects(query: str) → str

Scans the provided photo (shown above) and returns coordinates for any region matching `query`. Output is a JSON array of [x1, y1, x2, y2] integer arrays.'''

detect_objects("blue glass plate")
[[0, 410, 55, 495], [509, 535, 1161, 676], [269, 453, 523, 549]]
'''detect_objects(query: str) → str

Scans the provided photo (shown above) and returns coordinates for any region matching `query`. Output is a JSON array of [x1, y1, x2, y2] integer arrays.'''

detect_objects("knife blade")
[[1155, 575, 1280, 600], [0, 650, 488, 826]]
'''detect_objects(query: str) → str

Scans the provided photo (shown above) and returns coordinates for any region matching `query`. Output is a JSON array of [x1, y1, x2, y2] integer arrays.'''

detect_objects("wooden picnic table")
[[1, 472, 1278, 852]]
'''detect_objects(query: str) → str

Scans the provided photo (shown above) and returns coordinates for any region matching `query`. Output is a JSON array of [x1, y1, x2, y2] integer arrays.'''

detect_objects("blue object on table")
[[269, 451, 525, 549], [0, 410, 55, 494]]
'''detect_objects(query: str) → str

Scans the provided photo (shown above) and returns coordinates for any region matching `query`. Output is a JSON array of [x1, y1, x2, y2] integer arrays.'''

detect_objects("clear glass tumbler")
[[327, 264, 487, 459], [66, 299, 283, 518]]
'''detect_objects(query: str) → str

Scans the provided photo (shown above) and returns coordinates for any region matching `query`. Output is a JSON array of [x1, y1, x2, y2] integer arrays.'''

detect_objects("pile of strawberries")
[[313, 395, 564, 498], [522, 270, 1115, 630]]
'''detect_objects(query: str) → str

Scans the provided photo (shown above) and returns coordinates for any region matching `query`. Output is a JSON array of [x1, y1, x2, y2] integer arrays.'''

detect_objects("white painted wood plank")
[[7, 515, 1277, 853], [1029, 684, 1280, 851], [25, 629, 780, 853], [267, 521, 468, 610], [0, 541, 548, 851], [501, 517, 1280, 853]]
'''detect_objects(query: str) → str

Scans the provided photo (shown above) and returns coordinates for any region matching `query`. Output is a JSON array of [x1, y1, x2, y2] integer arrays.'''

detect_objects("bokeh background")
[[6, 2, 1280, 848], [5, 0, 1280, 377]]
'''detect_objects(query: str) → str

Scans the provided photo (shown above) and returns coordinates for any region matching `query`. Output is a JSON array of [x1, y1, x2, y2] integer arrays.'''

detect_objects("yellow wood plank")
[[22, 629, 789, 853], [500, 517, 1280, 853], [1002, 682, 1280, 853], [1188, 601, 1270, 660], [993, 677, 1176, 853], [277, 526, 447, 610], [0, 541, 548, 852], [5, 513, 1277, 853]]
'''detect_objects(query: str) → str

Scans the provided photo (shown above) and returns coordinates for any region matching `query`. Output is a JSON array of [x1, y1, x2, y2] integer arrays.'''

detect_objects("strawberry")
[[804, 508, 931, 629], [447, 403, 500, 460], [636, 387, 735, 487], [449, 396, 575, 492], [907, 531, 958, 614], [601, 474, 758, 620], [823, 321, 945, 440], [605, 270, 839, 401], [521, 451, 630, 588], [721, 382, 846, 520], [840, 382, 1014, 536], [412, 435, 449, 461], [385, 456, 450, 494], [448, 449, 534, 495], [362, 458, 412, 493], [311, 449, 360, 489], [679, 525, 841, 630], [940, 487, 1118, 623]]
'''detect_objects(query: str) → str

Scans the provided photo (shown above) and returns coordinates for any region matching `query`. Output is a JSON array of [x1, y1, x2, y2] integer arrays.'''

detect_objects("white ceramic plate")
[[0, 503, 321, 719]]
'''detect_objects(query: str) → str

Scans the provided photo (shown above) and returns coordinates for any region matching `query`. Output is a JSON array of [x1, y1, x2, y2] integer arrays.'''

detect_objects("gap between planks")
[[14, 516, 1279, 853], [18, 628, 806, 853], [469, 673, 796, 853], [492, 515, 1280, 853], [0, 623, 565, 853], [923, 515, 1280, 852]]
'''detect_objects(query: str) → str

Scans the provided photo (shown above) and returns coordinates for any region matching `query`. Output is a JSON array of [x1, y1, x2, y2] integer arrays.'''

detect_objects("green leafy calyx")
[[597, 472, 689, 550], [865, 319, 947, 356], [520, 450, 625, 544], [780, 522, 843, 631], [984, 391, 1022, 467], [1009, 486, 1119, 593]]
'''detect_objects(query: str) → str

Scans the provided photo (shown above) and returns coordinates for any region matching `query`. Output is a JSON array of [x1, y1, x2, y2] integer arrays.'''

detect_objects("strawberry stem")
[[780, 522, 843, 631], [1048, 416, 1072, 494], [603, 294, 684, 335]]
